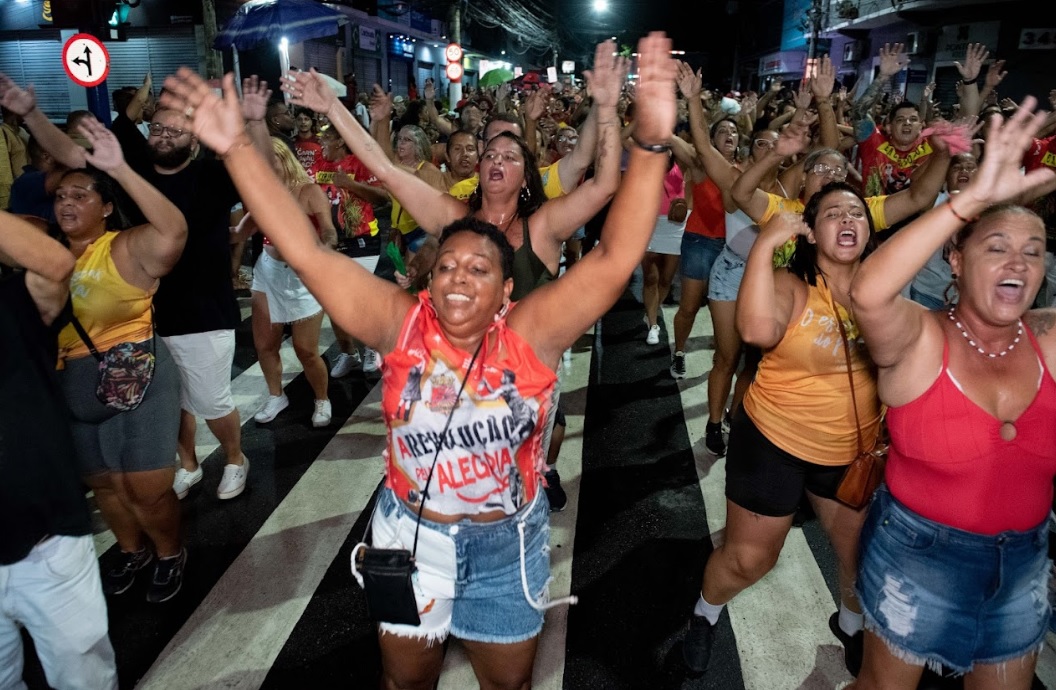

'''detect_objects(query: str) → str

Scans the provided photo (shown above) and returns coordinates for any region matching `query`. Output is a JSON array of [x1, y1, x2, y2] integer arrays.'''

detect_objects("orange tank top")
[[58, 231, 154, 364], [743, 277, 881, 465], [684, 176, 725, 239], [381, 292, 557, 515]]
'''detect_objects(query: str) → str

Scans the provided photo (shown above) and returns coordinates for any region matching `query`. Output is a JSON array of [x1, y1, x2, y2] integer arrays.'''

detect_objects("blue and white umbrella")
[[214, 0, 347, 52]]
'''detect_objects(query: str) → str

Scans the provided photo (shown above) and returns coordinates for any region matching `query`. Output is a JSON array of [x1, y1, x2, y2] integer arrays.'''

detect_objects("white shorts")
[[251, 252, 322, 324], [646, 211, 689, 256], [162, 329, 236, 419]]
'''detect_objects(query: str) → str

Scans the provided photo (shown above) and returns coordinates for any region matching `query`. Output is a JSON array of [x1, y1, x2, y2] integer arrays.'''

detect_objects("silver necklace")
[[947, 308, 1023, 359]]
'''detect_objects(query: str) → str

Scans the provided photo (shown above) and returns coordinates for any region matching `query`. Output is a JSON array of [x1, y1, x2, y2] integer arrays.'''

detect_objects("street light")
[[592, 0, 608, 12]]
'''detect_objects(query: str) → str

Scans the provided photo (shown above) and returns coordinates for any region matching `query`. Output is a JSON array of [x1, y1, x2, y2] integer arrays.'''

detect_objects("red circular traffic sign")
[[445, 43, 463, 63], [62, 33, 110, 88], [445, 62, 463, 82]]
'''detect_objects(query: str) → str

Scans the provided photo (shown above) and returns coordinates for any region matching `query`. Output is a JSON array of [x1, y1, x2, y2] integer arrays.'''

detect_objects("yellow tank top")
[[743, 277, 881, 466], [391, 162, 424, 235], [58, 231, 155, 363]]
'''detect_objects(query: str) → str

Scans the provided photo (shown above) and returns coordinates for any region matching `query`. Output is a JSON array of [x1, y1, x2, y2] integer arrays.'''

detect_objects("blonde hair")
[[271, 136, 311, 189]]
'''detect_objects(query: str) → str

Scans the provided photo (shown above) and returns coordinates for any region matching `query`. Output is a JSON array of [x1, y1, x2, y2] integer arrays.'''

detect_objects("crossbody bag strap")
[[410, 336, 486, 558], [69, 314, 103, 362], [822, 276, 865, 455]]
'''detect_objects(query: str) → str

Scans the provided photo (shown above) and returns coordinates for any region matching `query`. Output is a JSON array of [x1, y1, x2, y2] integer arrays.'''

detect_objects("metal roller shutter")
[[388, 57, 410, 98], [99, 27, 199, 93], [417, 63, 434, 93], [302, 40, 338, 77], [352, 55, 380, 92], [0, 31, 70, 120]]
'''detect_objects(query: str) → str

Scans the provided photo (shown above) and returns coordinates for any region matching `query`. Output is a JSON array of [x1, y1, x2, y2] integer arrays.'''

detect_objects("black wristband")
[[960, 77, 978, 86], [631, 135, 672, 154]]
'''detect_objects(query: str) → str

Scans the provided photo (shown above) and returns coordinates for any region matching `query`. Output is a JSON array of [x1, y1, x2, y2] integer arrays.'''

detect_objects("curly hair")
[[437, 216, 515, 280]]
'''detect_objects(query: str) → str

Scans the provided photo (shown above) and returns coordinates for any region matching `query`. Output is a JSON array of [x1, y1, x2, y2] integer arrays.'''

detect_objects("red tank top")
[[381, 292, 557, 516], [886, 328, 1056, 534], [684, 177, 725, 239]]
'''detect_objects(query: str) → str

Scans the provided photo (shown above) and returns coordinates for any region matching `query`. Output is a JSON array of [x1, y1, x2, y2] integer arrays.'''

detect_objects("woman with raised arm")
[[240, 137, 338, 429], [278, 40, 626, 303], [53, 119, 189, 604], [848, 101, 1056, 690], [683, 181, 884, 678], [161, 32, 676, 690]]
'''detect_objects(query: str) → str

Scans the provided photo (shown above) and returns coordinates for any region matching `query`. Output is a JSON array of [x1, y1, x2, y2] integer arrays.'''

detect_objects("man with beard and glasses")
[[0, 73, 274, 503]]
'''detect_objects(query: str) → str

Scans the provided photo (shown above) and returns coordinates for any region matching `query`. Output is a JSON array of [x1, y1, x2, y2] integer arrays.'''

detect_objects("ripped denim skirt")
[[857, 485, 1051, 674]]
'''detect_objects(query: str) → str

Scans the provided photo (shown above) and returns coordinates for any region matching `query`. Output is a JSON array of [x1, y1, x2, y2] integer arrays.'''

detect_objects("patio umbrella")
[[515, 72, 541, 85], [214, 0, 347, 51], [478, 68, 515, 88]]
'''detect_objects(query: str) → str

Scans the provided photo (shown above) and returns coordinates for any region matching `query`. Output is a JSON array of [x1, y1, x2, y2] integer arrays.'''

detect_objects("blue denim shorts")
[[707, 245, 746, 302], [857, 486, 1051, 673], [368, 486, 551, 644], [680, 233, 725, 282]]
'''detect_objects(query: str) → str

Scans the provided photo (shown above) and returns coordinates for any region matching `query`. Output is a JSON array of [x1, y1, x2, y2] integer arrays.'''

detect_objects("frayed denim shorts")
[[680, 233, 725, 282], [856, 485, 1051, 674], [368, 485, 551, 644]]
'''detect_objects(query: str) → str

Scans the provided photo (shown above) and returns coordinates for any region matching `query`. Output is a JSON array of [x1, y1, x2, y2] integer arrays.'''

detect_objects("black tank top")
[[510, 218, 556, 301]]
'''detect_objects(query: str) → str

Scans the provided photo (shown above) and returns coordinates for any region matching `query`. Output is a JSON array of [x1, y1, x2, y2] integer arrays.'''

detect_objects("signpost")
[[62, 32, 112, 126], [62, 33, 111, 87]]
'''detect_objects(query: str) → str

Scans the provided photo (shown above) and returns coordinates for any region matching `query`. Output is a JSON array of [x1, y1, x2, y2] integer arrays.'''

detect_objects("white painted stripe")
[[137, 383, 388, 689], [665, 304, 852, 689]]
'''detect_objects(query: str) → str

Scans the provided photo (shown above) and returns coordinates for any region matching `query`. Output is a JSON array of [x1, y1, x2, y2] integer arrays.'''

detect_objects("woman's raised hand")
[[631, 32, 678, 146], [676, 61, 702, 100], [241, 74, 272, 122], [960, 96, 1056, 209], [0, 73, 36, 116], [583, 40, 628, 110], [281, 69, 339, 115], [368, 83, 392, 123], [161, 69, 247, 155], [78, 118, 126, 172]]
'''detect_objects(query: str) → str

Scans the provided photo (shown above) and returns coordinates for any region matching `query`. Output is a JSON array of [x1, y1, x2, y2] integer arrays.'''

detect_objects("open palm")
[[161, 69, 247, 156], [281, 69, 338, 114]]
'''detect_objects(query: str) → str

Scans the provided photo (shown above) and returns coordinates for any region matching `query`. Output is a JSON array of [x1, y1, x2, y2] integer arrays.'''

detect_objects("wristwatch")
[[631, 135, 672, 154]]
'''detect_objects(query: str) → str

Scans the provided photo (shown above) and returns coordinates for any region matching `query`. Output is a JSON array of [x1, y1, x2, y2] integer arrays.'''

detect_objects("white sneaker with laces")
[[312, 399, 332, 428], [254, 394, 289, 423], [330, 351, 360, 378], [362, 348, 382, 373], [646, 324, 661, 345], [217, 457, 249, 500], [173, 466, 203, 500]]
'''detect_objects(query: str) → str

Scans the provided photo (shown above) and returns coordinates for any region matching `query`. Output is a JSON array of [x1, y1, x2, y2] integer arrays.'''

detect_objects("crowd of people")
[[2, 29, 1056, 690]]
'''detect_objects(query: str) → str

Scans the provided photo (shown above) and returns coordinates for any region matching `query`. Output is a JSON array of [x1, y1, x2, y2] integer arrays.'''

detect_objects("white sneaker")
[[312, 399, 332, 428], [330, 351, 360, 378], [646, 324, 661, 345], [173, 466, 203, 500], [217, 457, 249, 500], [254, 393, 289, 423], [362, 348, 382, 373]]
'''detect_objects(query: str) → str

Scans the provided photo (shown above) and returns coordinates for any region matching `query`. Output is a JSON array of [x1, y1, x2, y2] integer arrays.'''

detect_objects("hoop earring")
[[943, 273, 958, 305]]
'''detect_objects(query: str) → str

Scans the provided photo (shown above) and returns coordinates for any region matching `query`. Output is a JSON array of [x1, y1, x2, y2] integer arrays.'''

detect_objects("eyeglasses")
[[557, 135, 578, 143], [396, 136, 417, 143], [148, 123, 185, 138], [809, 163, 847, 181], [753, 139, 776, 149]]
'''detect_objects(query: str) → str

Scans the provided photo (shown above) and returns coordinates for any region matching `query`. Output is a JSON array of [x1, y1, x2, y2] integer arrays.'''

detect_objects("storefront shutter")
[[0, 31, 70, 120]]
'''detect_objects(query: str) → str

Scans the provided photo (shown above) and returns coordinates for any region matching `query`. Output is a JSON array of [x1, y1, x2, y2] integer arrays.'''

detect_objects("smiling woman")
[[848, 99, 1056, 689], [160, 31, 678, 689]]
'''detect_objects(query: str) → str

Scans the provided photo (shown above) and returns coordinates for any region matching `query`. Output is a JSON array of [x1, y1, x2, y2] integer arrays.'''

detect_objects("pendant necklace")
[[947, 308, 1022, 442]]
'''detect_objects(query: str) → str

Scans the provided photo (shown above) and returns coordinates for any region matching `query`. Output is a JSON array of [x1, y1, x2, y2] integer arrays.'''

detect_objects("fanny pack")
[[70, 310, 156, 412]]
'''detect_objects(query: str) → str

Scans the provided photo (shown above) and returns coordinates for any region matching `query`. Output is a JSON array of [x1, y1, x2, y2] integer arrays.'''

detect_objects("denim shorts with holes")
[[856, 485, 1051, 674]]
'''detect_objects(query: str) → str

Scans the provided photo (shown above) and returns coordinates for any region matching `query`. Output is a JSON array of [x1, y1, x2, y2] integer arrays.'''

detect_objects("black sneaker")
[[705, 421, 726, 457], [670, 351, 687, 379], [103, 548, 153, 595], [147, 548, 187, 603], [544, 468, 567, 512], [828, 611, 864, 676], [721, 408, 732, 435], [683, 614, 717, 674]]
